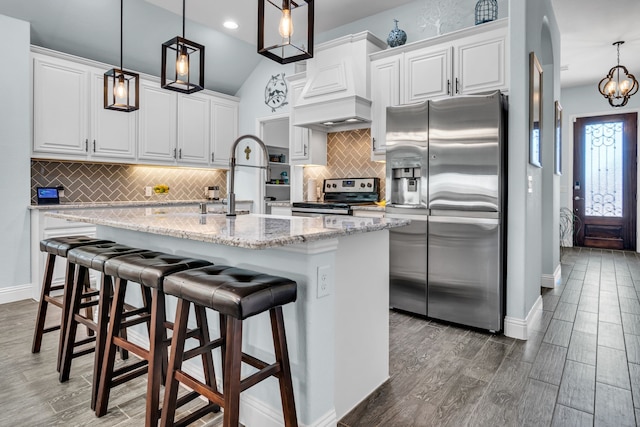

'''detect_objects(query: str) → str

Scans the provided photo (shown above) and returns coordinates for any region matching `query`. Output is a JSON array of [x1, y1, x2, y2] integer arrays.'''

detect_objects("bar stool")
[[32, 236, 113, 371], [95, 251, 212, 426], [59, 242, 151, 410], [160, 265, 298, 427]]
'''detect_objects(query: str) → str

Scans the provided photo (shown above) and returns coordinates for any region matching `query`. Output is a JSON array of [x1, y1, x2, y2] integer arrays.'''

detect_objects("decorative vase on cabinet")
[[475, 0, 498, 25], [387, 19, 407, 47]]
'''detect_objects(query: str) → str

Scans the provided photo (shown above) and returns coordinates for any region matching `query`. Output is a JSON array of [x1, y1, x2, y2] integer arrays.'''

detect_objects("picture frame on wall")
[[529, 52, 543, 168], [554, 100, 562, 175]]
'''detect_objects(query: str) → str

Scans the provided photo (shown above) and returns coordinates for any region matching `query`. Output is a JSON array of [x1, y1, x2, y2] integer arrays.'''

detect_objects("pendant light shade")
[[161, 0, 204, 93], [598, 41, 638, 108], [258, 0, 314, 64], [104, 0, 139, 112]]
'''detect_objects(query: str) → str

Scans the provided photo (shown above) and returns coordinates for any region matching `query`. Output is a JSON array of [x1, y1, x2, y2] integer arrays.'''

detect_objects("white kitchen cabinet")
[[138, 79, 178, 164], [90, 71, 137, 159], [210, 98, 239, 168], [33, 54, 136, 162], [177, 92, 210, 165], [352, 210, 385, 218], [369, 19, 508, 160], [287, 73, 327, 166], [370, 56, 400, 161]]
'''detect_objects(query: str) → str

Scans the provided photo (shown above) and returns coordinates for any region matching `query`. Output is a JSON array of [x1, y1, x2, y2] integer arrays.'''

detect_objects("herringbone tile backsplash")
[[304, 129, 386, 200], [31, 161, 226, 204]]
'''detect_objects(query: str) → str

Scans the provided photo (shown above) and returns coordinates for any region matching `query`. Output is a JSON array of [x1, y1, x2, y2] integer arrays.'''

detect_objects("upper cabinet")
[[32, 48, 239, 169], [369, 19, 508, 160], [287, 73, 327, 166], [33, 54, 136, 161]]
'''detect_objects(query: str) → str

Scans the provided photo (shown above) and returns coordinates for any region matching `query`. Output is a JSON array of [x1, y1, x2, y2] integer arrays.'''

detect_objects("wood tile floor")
[[340, 248, 640, 426], [1, 247, 639, 426]]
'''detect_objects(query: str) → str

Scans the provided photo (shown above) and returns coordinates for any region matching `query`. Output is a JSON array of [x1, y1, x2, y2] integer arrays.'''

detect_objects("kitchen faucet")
[[227, 134, 270, 216]]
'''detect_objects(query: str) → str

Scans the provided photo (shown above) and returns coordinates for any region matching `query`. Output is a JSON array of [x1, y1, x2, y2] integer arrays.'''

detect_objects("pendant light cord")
[[182, 0, 186, 38], [120, 0, 123, 71]]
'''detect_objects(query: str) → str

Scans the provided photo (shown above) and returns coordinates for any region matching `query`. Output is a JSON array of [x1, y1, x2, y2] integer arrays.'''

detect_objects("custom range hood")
[[291, 31, 386, 132]]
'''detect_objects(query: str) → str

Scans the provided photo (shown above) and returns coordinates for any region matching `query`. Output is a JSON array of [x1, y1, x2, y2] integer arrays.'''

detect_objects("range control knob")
[[360, 183, 365, 188], [332, 183, 337, 188], [367, 183, 372, 187]]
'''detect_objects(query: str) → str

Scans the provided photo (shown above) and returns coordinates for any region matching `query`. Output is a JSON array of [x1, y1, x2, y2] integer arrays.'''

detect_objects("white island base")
[[97, 224, 389, 426]]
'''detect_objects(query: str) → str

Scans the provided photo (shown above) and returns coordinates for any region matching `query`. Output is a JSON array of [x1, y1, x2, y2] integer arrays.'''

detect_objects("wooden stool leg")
[[271, 307, 298, 427], [81, 268, 95, 337], [160, 299, 191, 427], [91, 273, 113, 410], [218, 313, 227, 375], [96, 277, 127, 418], [57, 260, 76, 372], [195, 305, 217, 392], [59, 265, 87, 382], [223, 317, 243, 427], [32, 253, 56, 353], [145, 288, 166, 427]]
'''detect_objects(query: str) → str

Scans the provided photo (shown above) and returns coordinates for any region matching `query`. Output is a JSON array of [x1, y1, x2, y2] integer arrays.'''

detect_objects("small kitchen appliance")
[[292, 178, 380, 216], [205, 186, 220, 200]]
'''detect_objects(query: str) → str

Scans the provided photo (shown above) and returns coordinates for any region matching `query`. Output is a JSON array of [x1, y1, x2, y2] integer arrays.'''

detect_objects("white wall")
[[233, 60, 295, 211], [504, 0, 561, 337], [0, 14, 31, 302]]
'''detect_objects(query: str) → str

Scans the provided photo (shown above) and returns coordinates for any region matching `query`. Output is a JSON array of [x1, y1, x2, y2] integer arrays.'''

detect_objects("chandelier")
[[598, 41, 638, 108]]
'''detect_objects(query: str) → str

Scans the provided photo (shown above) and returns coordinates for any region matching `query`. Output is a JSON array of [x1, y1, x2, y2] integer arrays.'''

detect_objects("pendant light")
[[258, 0, 314, 64], [104, 0, 139, 112], [161, 0, 204, 93], [598, 41, 638, 108]]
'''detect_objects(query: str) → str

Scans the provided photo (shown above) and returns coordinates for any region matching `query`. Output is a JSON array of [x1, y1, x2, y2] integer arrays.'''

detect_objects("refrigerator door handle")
[[428, 216, 499, 225]]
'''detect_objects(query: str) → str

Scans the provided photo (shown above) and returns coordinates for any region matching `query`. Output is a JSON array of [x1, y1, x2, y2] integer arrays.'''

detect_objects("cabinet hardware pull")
[[447, 79, 451, 95], [93, 140, 96, 152], [211, 152, 215, 162], [372, 137, 376, 150], [85, 139, 88, 152], [179, 148, 182, 159], [304, 145, 307, 157], [173, 148, 177, 159], [455, 78, 459, 94]]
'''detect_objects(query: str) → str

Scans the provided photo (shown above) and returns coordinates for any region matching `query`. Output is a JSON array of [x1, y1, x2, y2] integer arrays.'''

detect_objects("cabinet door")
[[404, 46, 451, 102], [90, 71, 136, 160], [370, 56, 401, 159], [33, 56, 89, 156], [177, 93, 210, 165], [138, 79, 177, 163], [211, 99, 239, 167], [290, 125, 309, 161], [454, 29, 507, 95]]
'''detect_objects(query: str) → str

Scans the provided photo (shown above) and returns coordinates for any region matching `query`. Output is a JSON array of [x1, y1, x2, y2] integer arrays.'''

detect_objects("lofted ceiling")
[[0, 0, 638, 94], [551, 0, 640, 89]]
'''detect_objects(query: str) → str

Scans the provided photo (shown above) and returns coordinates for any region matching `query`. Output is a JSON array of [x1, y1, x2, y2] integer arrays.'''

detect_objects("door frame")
[[570, 110, 639, 250]]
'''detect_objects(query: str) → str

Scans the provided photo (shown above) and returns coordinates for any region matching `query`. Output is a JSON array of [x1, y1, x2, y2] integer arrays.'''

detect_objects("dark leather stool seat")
[[32, 236, 113, 372], [59, 243, 150, 410], [96, 251, 212, 426], [160, 265, 298, 427]]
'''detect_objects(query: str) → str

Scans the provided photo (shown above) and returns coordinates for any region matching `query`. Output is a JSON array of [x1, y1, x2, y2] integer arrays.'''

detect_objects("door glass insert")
[[584, 121, 624, 217]]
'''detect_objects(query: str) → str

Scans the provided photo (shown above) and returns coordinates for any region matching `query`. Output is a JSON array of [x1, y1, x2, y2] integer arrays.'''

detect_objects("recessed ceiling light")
[[223, 20, 238, 30]]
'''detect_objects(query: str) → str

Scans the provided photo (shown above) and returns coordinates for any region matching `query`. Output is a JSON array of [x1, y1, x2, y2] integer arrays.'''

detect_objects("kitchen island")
[[46, 206, 409, 426]]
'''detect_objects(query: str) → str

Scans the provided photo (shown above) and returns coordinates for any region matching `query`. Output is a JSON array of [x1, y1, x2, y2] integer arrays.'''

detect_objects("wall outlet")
[[145, 186, 153, 197], [317, 265, 332, 298]]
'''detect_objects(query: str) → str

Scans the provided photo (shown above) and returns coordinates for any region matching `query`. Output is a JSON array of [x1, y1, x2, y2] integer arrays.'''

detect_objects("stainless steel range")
[[291, 178, 380, 216]]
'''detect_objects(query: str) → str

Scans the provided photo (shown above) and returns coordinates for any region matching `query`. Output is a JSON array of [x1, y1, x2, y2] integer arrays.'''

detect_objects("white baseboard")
[[503, 295, 543, 340], [541, 264, 562, 288], [0, 283, 32, 305]]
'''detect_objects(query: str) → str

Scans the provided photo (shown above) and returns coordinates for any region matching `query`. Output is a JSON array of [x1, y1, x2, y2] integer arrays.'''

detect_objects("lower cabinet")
[[270, 206, 292, 216], [352, 210, 385, 218], [30, 210, 98, 301]]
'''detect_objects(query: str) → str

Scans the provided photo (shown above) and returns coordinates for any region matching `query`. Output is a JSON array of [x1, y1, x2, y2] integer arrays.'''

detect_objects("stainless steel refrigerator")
[[386, 91, 505, 332]]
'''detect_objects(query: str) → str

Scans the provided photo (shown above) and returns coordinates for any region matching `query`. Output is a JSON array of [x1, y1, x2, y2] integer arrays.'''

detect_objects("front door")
[[573, 112, 637, 250]]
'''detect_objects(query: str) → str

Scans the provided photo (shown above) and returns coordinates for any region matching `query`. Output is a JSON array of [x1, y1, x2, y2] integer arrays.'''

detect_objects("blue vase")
[[387, 19, 407, 48]]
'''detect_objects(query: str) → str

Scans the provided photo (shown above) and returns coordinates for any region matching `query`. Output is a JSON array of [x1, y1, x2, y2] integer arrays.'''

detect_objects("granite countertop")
[[29, 199, 253, 210], [266, 200, 291, 207], [351, 205, 385, 212], [45, 205, 409, 250]]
